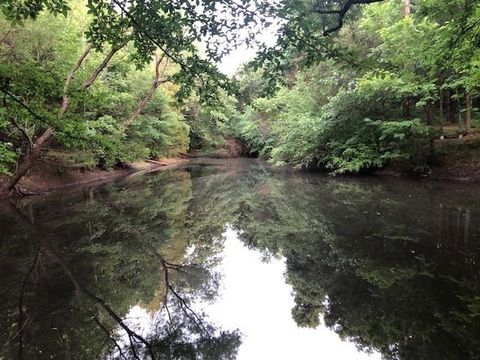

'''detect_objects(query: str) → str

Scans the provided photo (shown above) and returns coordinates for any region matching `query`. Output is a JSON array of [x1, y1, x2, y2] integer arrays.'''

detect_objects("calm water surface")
[[1, 158, 479, 359]]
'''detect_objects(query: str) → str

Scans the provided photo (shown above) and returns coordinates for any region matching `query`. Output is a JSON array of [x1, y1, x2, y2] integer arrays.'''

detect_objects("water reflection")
[[1, 158, 480, 359], [0, 170, 240, 359], [202, 228, 376, 360]]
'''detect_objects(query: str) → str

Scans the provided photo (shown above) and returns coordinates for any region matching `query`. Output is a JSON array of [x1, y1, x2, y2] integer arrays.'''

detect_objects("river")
[[1, 158, 479, 359]]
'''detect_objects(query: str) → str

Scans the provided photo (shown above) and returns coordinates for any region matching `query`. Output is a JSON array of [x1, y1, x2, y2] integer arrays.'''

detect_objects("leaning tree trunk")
[[0, 128, 54, 197], [124, 53, 168, 128], [60, 45, 92, 115]]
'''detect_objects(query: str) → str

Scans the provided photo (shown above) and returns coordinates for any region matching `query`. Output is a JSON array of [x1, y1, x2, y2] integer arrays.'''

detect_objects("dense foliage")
[[0, 0, 265, 195], [225, 0, 479, 174], [0, 6, 190, 174], [0, 0, 479, 194]]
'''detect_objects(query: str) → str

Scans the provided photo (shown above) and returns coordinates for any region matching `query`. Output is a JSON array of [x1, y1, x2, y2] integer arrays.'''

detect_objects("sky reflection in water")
[[202, 227, 378, 360], [116, 227, 378, 360]]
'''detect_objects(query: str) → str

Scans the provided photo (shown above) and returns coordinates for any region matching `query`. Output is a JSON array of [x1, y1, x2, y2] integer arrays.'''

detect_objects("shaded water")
[[1, 158, 480, 359]]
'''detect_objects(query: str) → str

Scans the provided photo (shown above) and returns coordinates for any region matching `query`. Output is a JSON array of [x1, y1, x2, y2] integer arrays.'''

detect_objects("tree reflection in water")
[[0, 169, 240, 359], [1, 158, 480, 359], [227, 161, 480, 360]]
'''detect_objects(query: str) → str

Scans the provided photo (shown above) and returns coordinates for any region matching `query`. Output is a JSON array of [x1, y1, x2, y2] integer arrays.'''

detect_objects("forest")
[[0, 0, 479, 197], [1, 2, 480, 357]]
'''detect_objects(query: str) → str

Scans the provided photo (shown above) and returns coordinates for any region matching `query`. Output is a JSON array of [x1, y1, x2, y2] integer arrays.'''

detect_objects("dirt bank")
[[429, 137, 480, 182], [0, 158, 189, 197], [377, 135, 480, 182]]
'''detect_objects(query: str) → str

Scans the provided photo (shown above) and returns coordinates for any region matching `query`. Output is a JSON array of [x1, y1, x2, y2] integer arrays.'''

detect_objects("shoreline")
[[0, 158, 189, 199], [375, 167, 480, 183], [3, 152, 480, 200]]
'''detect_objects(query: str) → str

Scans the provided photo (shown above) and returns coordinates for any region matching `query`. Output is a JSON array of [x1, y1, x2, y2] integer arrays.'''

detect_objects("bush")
[[322, 118, 430, 174], [0, 142, 16, 175], [236, 84, 431, 174], [131, 113, 190, 158]]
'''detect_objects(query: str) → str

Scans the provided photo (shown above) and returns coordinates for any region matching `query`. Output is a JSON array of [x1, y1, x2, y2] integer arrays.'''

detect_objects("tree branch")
[[124, 53, 169, 127], [313, 0, 385, 36], [131, 230, 211, 336], [82, 44, 125, 89], [60, 45, 92, 116], [9, 117, 33, 151], [17, 246, 40, 360], [87, 308, 128, 360]]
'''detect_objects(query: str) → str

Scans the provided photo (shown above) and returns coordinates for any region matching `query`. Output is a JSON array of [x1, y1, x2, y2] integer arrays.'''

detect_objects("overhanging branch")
[[313, 0, 385, 36]]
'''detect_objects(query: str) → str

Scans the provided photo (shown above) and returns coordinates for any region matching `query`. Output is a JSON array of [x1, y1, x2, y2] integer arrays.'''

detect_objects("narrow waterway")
[[1, 158, 479, 359]]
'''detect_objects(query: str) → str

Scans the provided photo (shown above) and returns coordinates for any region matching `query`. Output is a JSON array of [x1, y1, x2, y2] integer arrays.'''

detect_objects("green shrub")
[[0, 142, 17, 175]]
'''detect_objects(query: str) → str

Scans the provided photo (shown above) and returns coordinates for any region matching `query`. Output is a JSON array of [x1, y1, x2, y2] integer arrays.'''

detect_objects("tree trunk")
[[0, 127, 54, 196], [60, 45, 92, 116], [83, 45, 123, 89], [1, 153, 35, 195], [466, 93, 472, 131], [402, 97, 412, 119], [464, 208, 470, 251], [425, 102, 435, 161], [403, 0, 411, 15], [457, 90, 463, 127], [439, 90, 444, 124], [445, 90, 456, 123], [124, 54, 168, 127]]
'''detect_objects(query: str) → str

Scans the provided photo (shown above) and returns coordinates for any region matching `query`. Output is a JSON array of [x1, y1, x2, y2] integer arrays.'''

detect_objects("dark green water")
[[1, 158, 480, 360]]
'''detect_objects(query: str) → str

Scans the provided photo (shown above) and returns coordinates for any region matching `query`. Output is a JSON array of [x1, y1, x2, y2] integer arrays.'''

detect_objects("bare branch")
[[8, 116, 33, 151], [83, 44, 125, 89], [60, 45, 92, 116], [87, 308, 128, 360], [313, 0, 385, 36], [0, 29, 12, 45], [131, 230, 211, 336], [124, 53, 170, 127]]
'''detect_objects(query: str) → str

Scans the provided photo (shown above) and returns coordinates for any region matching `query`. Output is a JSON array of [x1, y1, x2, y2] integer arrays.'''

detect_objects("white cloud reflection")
[[201, 227, 380, 360]]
